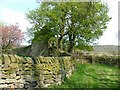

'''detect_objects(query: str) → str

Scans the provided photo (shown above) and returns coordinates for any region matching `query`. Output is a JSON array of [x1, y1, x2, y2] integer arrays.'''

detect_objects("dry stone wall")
[[0, 54, 75, 89], [84, 54, 119, 67]]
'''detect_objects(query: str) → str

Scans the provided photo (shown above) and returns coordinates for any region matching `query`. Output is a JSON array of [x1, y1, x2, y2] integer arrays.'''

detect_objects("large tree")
[[0, 24, 24, 52], [26, 1, 111, 54]]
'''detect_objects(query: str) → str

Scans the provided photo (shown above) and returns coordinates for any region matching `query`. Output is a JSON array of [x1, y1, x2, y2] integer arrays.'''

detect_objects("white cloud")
[[0, 0, 36, 3], [0, 8, 31, 32], [96, 0, 118, 45]]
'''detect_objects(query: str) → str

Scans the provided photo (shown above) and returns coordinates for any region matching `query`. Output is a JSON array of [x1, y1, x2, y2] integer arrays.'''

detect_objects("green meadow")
[[49, 63, 120, 88]]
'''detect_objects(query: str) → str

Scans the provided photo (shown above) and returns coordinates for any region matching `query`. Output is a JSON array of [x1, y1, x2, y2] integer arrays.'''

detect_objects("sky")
[[0, 0, 119, 45]]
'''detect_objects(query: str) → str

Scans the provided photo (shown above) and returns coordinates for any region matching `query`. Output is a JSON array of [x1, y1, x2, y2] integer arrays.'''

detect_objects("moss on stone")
[[0, 54, 75, 88], [2, 67, 12, 71], [8, 54, 17, 63], [21, 71, 33, 75], [34, 75, 39, 80], [3, 54, 11, 65], [24, 68, 31, 71], [24, 57, 33, 64], [43, 70, 50, 75], [35, 64, 41, 69], [46, 75, 52, 79], [42, 67, 53, 71], [9, 63, 19, 69], [3, 69, 16, 74]]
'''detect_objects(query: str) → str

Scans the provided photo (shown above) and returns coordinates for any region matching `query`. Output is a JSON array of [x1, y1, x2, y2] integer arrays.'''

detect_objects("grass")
[[49, 63, 120, 88]]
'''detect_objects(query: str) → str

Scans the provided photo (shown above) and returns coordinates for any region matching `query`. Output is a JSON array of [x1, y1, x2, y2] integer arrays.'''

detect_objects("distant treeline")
[[93, 45, 118, 55]]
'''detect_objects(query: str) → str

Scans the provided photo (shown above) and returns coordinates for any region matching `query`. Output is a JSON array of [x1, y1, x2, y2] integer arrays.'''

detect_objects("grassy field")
[[49, 63, 120, 88]]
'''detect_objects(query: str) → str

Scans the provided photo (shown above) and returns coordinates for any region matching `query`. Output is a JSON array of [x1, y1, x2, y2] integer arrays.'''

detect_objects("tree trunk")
[[58, 16, 65, 51], [68, 33, 76, 53], [58, 35, 63, 50]]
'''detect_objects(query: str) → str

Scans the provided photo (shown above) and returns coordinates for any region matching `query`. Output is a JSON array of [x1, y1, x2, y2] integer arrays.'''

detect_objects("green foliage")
[[92, 55, 119, 67], [26, 1, 111, 54]]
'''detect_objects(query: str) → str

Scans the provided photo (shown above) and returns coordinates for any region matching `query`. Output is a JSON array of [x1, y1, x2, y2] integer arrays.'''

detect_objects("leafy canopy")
[[26, 1, 111, 53]]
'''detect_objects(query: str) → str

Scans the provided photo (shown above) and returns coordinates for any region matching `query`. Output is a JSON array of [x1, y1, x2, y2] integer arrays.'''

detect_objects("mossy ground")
[[49, 63, 120, 88]]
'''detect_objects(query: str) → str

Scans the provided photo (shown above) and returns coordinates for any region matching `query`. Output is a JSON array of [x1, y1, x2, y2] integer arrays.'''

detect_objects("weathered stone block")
[[9, 63, 19, 69], [24, 82, 30, 88], [0, 74, 11, 79], [45, 75, 52, 79], [22, 71, 32, 75], [3, 69, 16, 74], [16, 76, 21, 80], [24, 63, 32, 68], [18, 79, 26, 83], [0, 84, 8, 88], [43, 79, 51, 84], [6, 79, 17, 83], [10, 73, 16, 78], [2, 67, 12, 71], [17, 84, 24, 88], [9, 54, 17, 63], [24, 68, 31, 71], [42, 67, 53, 71], [0, 80, 6, 84], [14, 55, 24, 63], [24, 57, 33, 64], [23, 75, 33, 81], [42, 70, 49, 75], [3, 54, 11, 65]]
